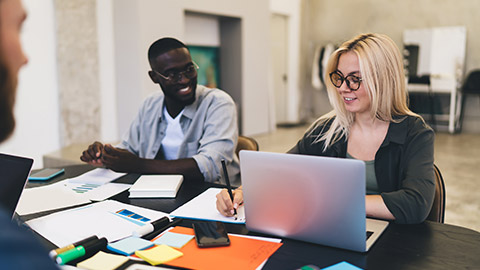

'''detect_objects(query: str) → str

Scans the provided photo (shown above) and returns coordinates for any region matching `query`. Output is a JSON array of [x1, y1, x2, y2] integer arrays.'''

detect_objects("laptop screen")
[[0, 153, 33, 218]]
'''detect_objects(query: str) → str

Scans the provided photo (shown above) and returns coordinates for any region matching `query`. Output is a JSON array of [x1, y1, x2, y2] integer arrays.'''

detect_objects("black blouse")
[[288, 115, 435, 224]]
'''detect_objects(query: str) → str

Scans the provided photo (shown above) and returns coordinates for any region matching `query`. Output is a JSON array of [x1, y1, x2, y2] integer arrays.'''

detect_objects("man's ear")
[[148, 71, 159, 83]]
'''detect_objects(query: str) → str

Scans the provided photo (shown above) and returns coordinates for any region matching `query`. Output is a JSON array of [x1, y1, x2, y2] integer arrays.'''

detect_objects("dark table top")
[[21, 165, 480, 270]]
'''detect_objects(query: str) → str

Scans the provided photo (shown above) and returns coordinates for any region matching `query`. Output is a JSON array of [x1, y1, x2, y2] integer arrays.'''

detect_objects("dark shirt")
[[288, 115, 435, 224], [0, 209, 58, 269]]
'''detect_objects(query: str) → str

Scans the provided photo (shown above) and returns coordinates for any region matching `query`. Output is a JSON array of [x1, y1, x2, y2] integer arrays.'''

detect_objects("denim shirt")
[[119, 85, 240, 185]]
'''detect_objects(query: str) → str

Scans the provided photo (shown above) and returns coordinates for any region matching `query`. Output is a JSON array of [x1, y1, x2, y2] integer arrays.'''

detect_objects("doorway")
[[270, 14, 289, 125]]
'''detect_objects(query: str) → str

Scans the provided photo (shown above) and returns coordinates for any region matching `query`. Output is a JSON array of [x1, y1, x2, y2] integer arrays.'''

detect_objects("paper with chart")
[[16, 168, 130, 215], [169, 187, 245, 224], [26, 200, 169, 247], [66, 168, 126, 185]]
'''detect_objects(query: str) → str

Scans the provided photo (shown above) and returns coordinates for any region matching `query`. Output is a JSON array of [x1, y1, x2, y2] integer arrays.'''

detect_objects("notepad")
[[129, 175, 183, 198], [160, 226, 283, 270], [135, 245, 183, 265], [169, 188, 245, 224], [77, 251, 128, 270], [107, 236, 155, 255], [153, 232, 194, 248]]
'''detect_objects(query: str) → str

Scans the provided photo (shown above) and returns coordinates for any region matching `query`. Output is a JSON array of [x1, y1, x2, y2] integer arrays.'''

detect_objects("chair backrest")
[[462, 70, 480, 94], [235, 135, 259, 157], [426, 164, 446, 223]]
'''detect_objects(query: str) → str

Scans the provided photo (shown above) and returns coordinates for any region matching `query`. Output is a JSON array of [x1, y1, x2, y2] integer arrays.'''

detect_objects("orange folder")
[[157, 226, 282, 270]]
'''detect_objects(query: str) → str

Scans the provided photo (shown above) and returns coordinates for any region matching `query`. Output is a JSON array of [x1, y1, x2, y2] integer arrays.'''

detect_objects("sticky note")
[[107, 236, 154, 255], [77, 251, 128, 270], [153, 232, 194, 248], [135, 244, 183, 265], [322, 261, 363, 270]]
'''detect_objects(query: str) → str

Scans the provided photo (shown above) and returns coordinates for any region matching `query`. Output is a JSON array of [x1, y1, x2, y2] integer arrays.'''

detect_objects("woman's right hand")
[[216, 187, 243, 217]]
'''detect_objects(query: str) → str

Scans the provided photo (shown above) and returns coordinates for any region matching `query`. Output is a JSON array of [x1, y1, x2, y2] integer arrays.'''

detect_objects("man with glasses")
[[81, 37, 240, 185]]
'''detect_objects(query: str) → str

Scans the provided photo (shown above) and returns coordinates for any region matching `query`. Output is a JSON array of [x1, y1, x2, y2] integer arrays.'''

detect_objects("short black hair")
[[148, 37, 187, 64]]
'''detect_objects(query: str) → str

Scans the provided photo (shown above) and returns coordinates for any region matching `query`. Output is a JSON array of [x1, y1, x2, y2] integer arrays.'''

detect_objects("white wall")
[[0, 0, 60, 169], [184, 13, 220, 47], [97, 0, 118, 143], [112, 0, 272, 137]]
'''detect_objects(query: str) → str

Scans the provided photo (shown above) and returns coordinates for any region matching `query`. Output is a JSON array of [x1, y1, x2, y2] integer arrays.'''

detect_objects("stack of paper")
[[129, 175, 183, 198], [16, 168, 129, 216], [26, 200, 169, 247]]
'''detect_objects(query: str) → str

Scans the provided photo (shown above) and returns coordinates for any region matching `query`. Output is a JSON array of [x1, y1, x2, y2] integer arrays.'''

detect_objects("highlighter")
[[55, 237, 107, 265], [132, 216, 170, 237], [49, 235, 99, 258]]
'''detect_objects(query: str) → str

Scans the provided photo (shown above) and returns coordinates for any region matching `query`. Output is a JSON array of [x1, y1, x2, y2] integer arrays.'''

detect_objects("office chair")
[[426, 164, 446, 223], [235, 136, 259, 157], [458, 69, 480, 132]]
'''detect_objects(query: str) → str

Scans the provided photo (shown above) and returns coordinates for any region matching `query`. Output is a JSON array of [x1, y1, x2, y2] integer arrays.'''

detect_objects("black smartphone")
[[193, 221, 230, 248], [28, 168, 65, 181]]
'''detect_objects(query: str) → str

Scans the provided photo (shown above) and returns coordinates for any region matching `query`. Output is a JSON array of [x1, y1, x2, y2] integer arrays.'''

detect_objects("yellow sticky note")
[[135, 244, 183, 265], [77, 251, 128, 270]]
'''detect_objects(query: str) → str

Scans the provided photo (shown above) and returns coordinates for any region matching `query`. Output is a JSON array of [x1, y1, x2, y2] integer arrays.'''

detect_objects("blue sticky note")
[[107, 236, 154, 256], [153, 232, 194, 248], [322, 261, 363, 270]]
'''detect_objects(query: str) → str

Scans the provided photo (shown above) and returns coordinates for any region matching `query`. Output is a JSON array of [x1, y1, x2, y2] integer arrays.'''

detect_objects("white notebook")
[[129, 175, 183, 198]]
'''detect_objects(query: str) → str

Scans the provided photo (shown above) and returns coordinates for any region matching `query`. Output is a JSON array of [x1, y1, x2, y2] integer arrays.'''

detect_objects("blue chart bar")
[[113, 208, 151, 225], [72, 183, 100, 193]]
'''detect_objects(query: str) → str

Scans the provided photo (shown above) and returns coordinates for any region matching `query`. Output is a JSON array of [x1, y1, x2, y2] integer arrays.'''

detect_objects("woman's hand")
[[216, 187, 243, 217]]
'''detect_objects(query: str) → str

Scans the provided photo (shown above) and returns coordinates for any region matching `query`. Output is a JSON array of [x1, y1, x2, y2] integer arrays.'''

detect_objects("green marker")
[[55, 237, 107, 265], [55, 246, 85, 265]]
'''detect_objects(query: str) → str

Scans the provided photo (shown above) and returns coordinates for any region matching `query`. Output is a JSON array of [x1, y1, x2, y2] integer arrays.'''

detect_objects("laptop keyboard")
[[366, 231, 373, 240]]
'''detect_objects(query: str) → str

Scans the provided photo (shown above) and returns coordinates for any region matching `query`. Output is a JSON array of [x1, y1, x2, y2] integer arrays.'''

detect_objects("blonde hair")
[[312, 33, 420, 150]]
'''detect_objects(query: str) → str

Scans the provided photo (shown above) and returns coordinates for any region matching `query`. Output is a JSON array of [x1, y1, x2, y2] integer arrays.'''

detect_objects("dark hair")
[[147, 37, 187, 65], [0, 3, 17, 143]]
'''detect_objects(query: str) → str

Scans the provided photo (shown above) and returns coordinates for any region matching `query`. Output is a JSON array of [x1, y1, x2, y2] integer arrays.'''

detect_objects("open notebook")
[[240, 150, 389, 252]]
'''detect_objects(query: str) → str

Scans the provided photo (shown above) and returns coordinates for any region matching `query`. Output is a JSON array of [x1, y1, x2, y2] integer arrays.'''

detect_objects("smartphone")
[[28, 168, 65, 181], [193, 221, 230, 248]]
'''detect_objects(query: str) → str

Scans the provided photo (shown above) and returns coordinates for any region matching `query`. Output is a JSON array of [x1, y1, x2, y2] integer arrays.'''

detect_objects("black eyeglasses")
[[153, 62, 199, 82], [329, 70, 363, 91]]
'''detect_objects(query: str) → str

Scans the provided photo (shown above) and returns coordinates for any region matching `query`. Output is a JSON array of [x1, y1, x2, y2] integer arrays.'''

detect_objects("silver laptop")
[[0, 153, 34, 218], [239, 150, 388, 252]]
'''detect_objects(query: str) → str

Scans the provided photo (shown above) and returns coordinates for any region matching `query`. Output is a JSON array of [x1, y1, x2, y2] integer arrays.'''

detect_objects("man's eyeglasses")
[[153, 62, 199, 82], [329, 70, 363, 91]]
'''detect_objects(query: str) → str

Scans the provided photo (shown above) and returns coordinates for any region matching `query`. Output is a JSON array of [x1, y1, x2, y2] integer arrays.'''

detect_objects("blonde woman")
[[217, 33, 435, 224]]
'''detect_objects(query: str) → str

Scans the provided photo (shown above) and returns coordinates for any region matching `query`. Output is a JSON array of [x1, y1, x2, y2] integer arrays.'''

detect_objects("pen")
[[48, 235, 98, 259], [221, 159, 237, 217], [55, 237, 107, 265], [132, 216, 171, 237], [142, 218, 183, 240]]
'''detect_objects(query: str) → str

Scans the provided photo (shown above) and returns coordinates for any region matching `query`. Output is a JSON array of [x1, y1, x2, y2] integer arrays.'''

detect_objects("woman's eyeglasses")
[[329, 70, 362, 91]]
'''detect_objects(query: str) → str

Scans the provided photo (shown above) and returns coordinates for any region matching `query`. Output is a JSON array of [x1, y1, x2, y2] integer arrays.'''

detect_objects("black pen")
[[142, 218, 183, 240], [221, 159, 237, 217]]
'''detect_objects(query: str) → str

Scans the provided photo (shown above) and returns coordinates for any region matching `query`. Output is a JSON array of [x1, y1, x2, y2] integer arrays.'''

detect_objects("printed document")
[[26, 200, 169, 247]]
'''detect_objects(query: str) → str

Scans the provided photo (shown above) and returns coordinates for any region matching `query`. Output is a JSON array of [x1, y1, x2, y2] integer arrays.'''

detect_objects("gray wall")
[[300, 0, 480, 132], [55, 0, 101, 146]]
